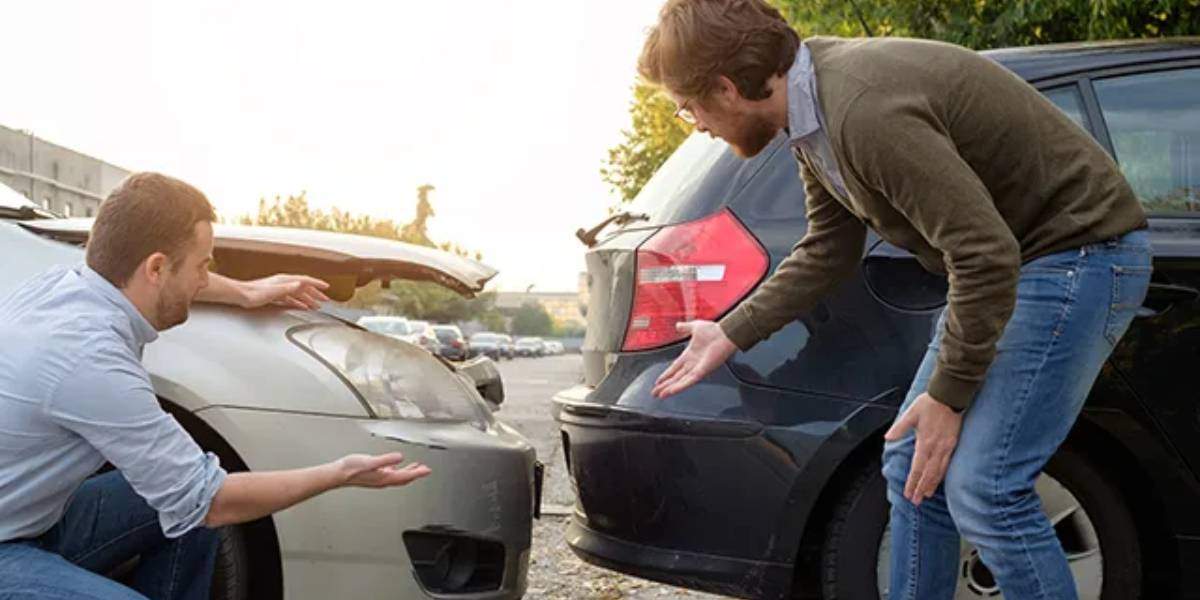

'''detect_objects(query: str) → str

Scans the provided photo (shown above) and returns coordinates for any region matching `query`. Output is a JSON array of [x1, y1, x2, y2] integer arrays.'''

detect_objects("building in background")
[[0, 124, 129, 218]]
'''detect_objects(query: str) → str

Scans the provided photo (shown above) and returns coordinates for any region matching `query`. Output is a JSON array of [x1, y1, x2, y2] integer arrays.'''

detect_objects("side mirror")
[[456, 356, 505, 411]]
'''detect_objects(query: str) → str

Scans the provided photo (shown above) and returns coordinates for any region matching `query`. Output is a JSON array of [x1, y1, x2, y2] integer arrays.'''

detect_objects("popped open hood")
[[18, 218, 497, 300]]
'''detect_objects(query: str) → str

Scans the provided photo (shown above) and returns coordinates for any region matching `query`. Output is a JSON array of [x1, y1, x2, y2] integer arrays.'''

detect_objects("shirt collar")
[[786, 42, 821, 143], [80, 265, 159, 347]]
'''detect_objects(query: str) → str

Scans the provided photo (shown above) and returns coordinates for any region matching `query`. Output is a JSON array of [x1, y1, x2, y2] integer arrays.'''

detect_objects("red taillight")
[[622, 209, 768, 352], [453, 340, 464, 348]]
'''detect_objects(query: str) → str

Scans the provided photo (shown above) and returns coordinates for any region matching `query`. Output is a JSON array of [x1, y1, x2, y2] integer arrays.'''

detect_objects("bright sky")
[[3, 1, 664, 292]]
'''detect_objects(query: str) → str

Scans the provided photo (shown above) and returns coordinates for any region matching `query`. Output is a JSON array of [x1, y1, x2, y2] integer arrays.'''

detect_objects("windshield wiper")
[[575, 211, 649, 248]]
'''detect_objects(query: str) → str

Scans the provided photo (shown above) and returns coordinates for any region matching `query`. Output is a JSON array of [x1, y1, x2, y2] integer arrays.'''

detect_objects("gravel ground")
[[496, 355, 730, 600], [527, 515, 728, 600]]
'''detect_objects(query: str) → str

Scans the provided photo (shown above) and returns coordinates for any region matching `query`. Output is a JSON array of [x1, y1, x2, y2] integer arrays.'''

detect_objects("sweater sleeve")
[[719, 153, 866, 350], [839, 93, 1021, 411]]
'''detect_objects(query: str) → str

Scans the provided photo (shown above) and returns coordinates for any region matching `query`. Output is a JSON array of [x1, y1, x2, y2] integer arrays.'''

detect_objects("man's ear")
[[141, 252, 170, 287], [712, 75, 742, 104]]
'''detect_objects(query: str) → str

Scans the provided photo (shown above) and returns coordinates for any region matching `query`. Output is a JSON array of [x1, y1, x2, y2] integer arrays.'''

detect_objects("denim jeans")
[[882, 230, 1152, 600], [0, 470, 219, 600]]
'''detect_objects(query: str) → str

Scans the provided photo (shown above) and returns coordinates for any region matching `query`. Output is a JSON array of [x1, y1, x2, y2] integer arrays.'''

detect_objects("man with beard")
[[0, 173, 431, 599], [643, 1, 1149, 598]]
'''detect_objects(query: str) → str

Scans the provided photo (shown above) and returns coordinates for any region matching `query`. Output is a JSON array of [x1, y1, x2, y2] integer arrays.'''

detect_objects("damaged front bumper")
[[197, 407, 540, 599]]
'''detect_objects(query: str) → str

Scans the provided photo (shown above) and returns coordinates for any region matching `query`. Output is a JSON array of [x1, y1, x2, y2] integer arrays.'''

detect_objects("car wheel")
[[211, 524, 252, 600], [818, 447, 1140, 600]]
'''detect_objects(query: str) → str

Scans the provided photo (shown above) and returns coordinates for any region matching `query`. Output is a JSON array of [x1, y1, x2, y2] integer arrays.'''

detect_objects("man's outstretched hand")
[[651, 320, 738, 399], [241, 274, 331, 310], [338, 453, 432, 488]]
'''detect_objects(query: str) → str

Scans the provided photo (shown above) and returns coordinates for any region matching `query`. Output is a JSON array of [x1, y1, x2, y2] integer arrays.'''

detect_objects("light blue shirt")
[[787, 42, 851, 201], [0, 265, 225, 542]]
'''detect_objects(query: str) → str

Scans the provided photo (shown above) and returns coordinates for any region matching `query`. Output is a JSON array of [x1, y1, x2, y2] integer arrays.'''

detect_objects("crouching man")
[[0, 172, 432, 599]]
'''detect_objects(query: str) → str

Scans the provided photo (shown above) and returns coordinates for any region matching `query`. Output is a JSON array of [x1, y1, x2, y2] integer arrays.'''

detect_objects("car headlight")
[[288, 324, 493, 428]]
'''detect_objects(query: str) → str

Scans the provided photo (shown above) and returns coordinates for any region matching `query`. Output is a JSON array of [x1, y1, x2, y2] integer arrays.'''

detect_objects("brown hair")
[[86, 172, 216, 287], [638, 0, 799, 101]]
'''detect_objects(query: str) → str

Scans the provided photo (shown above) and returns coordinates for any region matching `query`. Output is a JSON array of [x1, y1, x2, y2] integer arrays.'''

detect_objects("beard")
[[723, 111, 779, 158], [154, 285, 192, 330]]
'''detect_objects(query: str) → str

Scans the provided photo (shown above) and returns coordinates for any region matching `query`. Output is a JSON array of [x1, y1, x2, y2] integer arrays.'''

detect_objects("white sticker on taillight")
[[639, 264, 726, 284]]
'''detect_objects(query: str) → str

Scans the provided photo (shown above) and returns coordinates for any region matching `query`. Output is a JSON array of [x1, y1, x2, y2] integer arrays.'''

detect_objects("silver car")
[[0, 195, 540, 599]]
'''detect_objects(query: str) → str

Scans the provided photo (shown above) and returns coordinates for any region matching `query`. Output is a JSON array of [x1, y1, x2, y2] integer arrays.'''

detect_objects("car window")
[[623, 131, 785, 227], [1094, 68, 1200, 213], [1042, 85, 1090, 132]]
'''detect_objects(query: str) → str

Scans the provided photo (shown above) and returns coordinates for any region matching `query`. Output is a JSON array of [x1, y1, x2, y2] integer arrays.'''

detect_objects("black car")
[[432, 324, 469, 361], [469, 332, 508, 361], [554, 39, 1200, 600]]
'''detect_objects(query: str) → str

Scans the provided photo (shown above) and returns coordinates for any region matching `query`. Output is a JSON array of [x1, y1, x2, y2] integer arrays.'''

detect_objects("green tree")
[[603, 0, 1200, 201], [511, 301, 554, 336], [479, 310, 508, 333], [600, 81, 694, 203]]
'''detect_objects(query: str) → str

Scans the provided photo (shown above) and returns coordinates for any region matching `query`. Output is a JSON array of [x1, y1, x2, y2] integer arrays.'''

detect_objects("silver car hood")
[[19, 218, 497, 299]]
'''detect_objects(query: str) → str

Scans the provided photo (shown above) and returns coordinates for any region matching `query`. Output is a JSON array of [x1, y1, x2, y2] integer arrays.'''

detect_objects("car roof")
[[983, 37, 1200, 82]]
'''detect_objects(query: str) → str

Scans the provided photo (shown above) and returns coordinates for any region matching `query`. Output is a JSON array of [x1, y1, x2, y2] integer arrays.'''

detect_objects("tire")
[[819, 447, 1141, 599], [210, 525, 252, 600]]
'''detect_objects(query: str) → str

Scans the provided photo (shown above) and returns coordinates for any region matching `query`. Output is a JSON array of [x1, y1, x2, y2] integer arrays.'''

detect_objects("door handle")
[[1137, 283, 1199, 317]]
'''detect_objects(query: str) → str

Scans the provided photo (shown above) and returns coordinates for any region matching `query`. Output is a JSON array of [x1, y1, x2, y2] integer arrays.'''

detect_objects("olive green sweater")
[[718, 36, 1146, 411]]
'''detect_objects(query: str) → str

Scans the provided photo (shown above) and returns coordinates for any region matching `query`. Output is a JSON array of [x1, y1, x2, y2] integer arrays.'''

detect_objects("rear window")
[[433, 328, 461, 342], [622, 132, 786, 227]]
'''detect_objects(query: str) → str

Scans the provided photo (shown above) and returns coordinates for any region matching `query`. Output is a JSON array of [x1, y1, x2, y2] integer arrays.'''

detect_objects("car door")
[[1085, 63, 1200, 478]]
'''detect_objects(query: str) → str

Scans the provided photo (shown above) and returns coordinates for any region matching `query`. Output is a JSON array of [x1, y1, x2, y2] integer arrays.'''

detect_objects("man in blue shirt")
[[0, 173, 432, 599]]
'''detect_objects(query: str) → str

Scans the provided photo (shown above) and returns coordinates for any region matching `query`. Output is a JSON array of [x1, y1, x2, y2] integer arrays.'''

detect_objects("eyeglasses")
[[674, 98, 697, 125]]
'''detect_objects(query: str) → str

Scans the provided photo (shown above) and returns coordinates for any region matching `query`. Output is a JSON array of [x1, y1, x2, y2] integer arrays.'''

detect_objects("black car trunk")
[[577, 133, 788, 388]]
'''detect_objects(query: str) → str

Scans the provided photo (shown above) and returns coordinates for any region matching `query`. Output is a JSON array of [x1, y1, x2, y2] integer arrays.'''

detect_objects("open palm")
[[339, 453, 431, 488], [651, 320, 738, 399]]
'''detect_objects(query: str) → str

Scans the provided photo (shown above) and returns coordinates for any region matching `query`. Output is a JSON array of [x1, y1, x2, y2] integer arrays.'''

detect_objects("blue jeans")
[[0, 471, 219, 600], [882, 231, 1152, 600]]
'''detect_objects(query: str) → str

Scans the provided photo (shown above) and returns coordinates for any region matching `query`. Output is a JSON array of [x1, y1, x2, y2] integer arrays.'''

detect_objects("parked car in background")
[[357, 315, 414, 341], [498, 334, 516, 360], [405, 319, 443, 355], [544, 341, 565, 355], [1, 206, 539, 600], [356, 315, 441, 356], [554, 39, 1200, 600], [469, 332, 507, 361], [433, 324, 469, 361], [514, 337, 546, 358]]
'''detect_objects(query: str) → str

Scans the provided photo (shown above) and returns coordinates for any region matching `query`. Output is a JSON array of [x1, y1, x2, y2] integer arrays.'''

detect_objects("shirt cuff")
[[718, 304, 765, 352], [926, 367, 980, 412], [159, 452, 227, 538]]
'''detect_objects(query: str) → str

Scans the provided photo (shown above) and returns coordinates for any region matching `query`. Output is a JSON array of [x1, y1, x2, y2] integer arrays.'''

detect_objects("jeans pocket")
[[1104, 265, 1152, 346]]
